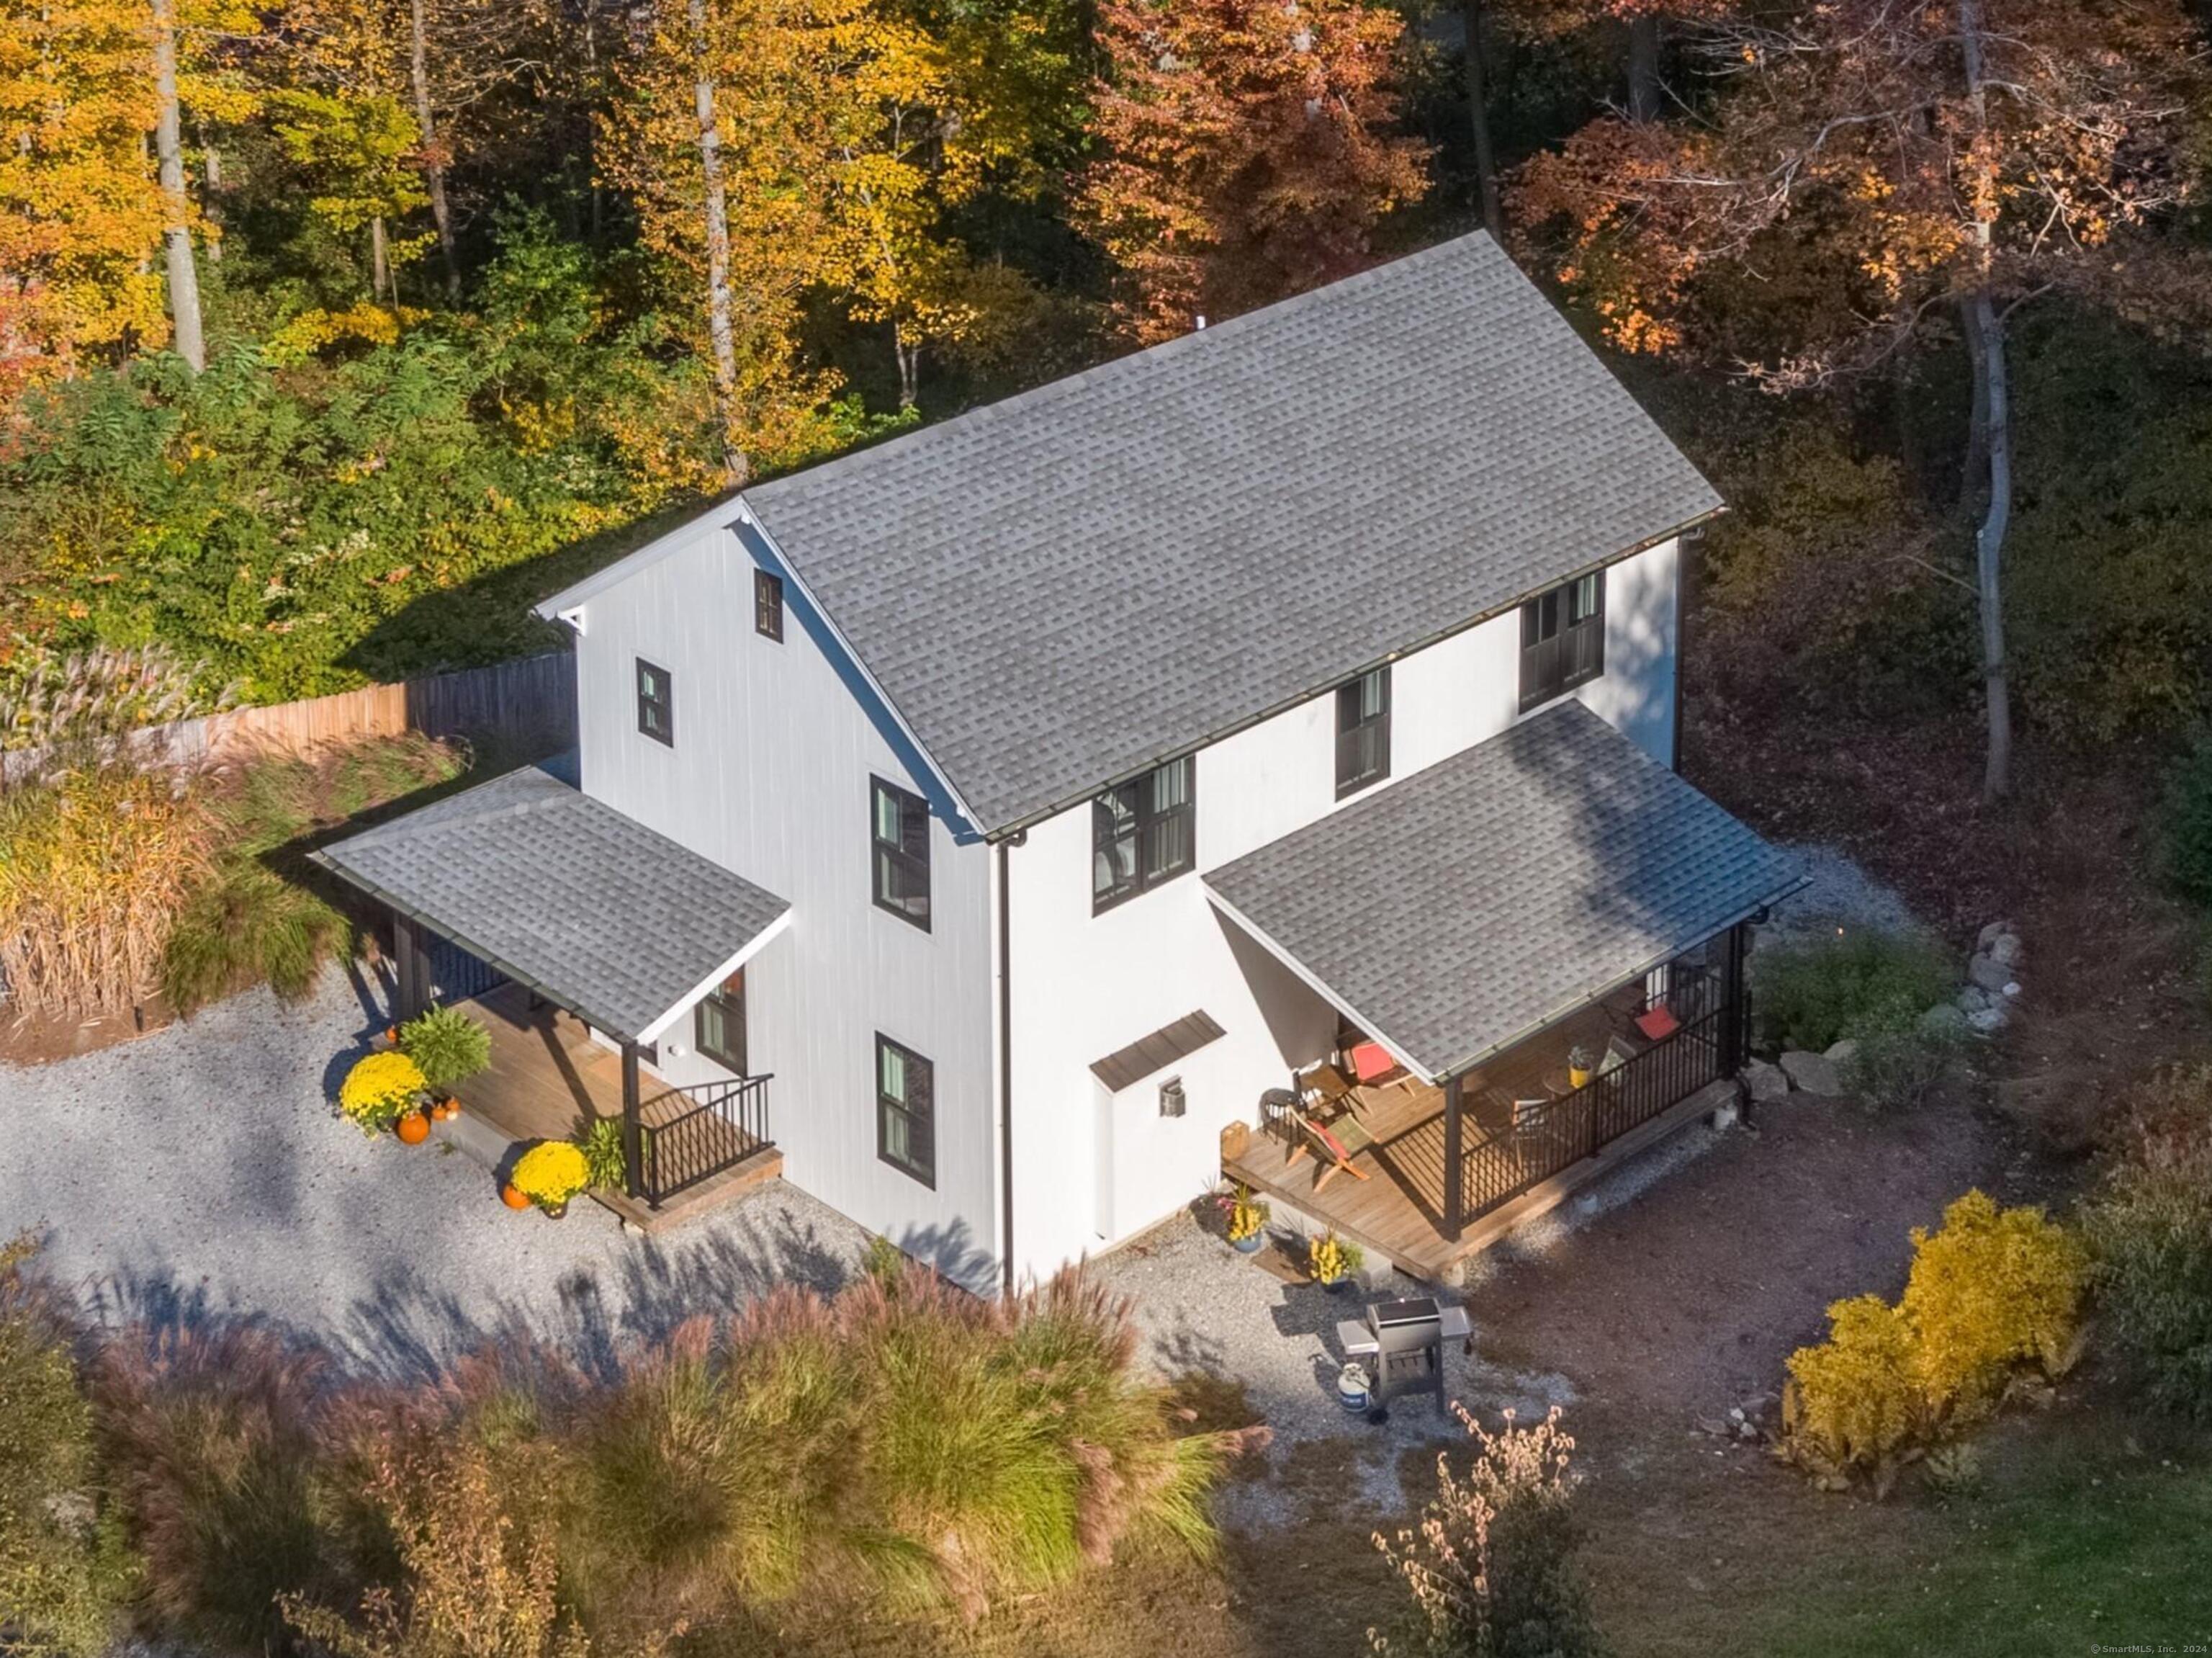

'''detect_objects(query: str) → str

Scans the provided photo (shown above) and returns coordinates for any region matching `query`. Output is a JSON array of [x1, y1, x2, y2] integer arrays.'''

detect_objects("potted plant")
[[1307, 1229, 1364, 1292], [511, 1140, 589, 1219], [576, 1117, 626, 1192], [338, 1051, 428, 1138], [397, 1004, 492, 1115], [1567, 1043, 1595, 1090], [1218, 1183, 1269, 1253]]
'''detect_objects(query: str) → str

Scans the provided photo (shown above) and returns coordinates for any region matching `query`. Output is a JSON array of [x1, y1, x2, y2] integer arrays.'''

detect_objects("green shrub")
[[574, 1116, 627, 1193], [399, 1004, 492, 1094], [1753, 926, 1954, 1052], [1840, 1021, 1969, 1112], [95, 1324, 334, 1655], [2164, 737, 2212, 910], [2080, 1066, 2212, 1420], [1372, 1405, 1603, 1657], [0, 1238, 136, 1658]]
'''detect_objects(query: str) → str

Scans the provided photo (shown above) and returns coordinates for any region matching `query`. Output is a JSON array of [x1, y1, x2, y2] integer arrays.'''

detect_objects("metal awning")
[[1202, 702, 1804, 1083], [313, 760, 790, 1045]]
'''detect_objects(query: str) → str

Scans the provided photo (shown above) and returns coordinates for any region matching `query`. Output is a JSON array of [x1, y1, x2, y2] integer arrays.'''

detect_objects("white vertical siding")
[[1002, 539, 1680, 1282], [570, 517, 1000, 1290]]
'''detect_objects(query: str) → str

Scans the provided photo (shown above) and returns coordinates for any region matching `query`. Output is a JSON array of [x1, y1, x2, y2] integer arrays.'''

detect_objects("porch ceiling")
[[313, 759, 789, 1044], [1202, 702, 1804, 1082]]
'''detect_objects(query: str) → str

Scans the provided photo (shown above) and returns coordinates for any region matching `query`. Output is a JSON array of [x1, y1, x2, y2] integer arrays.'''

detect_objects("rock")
[[1957, 984, 1992, 1013], [1977, 920, 2015, 949], [1923, 1003, 1969, 1034], [1696, 1417, 1730, 1438], [1728, 1407, 1747, 1422], [1737, 1421, 1761, 1441], [621, 1219, 647, 1240], [1780, 1049, 1843, 1096], [1743, 1058, 1790, 1104], [1967, 954, 2020, 995], [1988, 931, 2025, 968], [1966, 1005, 2009, 1035], [1709, 1095, 1743, 1131], [1823, 1037, 1861, 1067]]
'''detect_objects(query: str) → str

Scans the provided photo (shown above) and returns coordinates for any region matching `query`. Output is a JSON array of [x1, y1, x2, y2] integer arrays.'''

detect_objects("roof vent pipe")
[[1195, 315, 1206, 330]]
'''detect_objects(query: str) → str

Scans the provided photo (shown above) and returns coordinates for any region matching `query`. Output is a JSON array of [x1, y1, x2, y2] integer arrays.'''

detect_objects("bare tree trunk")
[[371, 215, 390, 300], [688, 0, 747, 483], [151, 0, 205, 371], [1627, 10, 1662, 122], [1462, 0, 1503, 238], [894, 321, 920, 411], [1958, 0, 2010, 800], [200, 128, 222, 263], [1957, 293, 1989, 508], [583, 1, 603, 243], [408, 0, 463, 302]]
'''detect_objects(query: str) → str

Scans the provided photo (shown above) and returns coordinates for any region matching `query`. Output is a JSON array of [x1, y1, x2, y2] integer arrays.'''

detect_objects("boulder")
[[1977, 920, 2015, 949], [1988, 931, 2025, 968], [1780, 1049, 1844, 1097], [1958, 984, 1992, 1013], [1966, 1005, 2009, 1035], [1922, 1003, 1969, 1034], [1824, 1036, 1861, 1067], [1967, 953, 2020, 995], [1743, 1058, 1790, 1105]]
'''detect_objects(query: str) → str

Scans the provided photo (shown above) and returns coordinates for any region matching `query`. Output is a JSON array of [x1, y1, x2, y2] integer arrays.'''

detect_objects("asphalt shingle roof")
[[739, 231, 1720, 833], [313, 762, 788, 1043], [1202, 702, 1804, 1080]]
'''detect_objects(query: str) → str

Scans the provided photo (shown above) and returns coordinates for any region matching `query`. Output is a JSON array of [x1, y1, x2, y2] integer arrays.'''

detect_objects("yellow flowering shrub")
[[1784, 1296, 1926, 1494], [1902, 1191, 2087, 1417], [339, 1052, 426, 1134], [511, 1142, 588, 1210]]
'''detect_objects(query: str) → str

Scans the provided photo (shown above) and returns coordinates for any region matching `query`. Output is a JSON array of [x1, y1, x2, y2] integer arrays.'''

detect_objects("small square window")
[[755, 570, 784, 641], [636, 658, 673, 746]]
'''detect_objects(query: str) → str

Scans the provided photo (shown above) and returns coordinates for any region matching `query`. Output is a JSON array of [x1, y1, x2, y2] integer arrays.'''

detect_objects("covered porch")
[[314, 760, 791, 1224], [1206, 702, 1802, 1281]]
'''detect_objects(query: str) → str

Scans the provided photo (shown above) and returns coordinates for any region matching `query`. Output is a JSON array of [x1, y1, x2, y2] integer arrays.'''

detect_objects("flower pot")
[[394, 1110, 431, 1145], [1321, 1276, 1347, 1295], [1568, 1066, 1591, 1089], [501, 1184, 531, 1210], [1231, 1232, 1263, 1255], [541, 1201, 569, 1221]]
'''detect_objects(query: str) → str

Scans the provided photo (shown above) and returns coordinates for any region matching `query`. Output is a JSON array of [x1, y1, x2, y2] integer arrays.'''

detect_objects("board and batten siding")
[[1001, 538, 1680, 1283], [568, 515, 1000, 1291]]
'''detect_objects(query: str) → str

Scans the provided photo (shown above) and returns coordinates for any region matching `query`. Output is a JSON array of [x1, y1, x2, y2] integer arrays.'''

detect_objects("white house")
[[317, 232, 1804, 1291]]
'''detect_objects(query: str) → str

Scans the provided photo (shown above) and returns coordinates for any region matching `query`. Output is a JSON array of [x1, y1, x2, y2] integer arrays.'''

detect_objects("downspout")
[[996, 833, 1022, 1292], [1671, 529, 1691, 773]]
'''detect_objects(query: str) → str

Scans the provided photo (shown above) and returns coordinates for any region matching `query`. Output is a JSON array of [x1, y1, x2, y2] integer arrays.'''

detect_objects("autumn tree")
[[1079, 0, 1432, 344], [1516, 0, 2208, 798]]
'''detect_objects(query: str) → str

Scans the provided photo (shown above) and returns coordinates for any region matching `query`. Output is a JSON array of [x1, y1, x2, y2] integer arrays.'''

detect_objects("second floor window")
[[1093, 755, 1195, 913], [871, 776, 931, 930], [1519, 568, 1605, 712], [636, 658, 673, 745], [1335, 666, 1391, 797], [755, 570, 784, 641]]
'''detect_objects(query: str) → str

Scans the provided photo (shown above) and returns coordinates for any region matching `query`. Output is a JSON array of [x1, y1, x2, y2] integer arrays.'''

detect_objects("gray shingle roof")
[[1202, 703, 1803, 1080], [738, 231, 1719, 833], [313, 763, 788, 1043]]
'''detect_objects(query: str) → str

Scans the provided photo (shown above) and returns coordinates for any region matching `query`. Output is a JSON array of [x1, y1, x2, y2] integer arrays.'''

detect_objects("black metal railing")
[[638, 1073, 774, 1206]]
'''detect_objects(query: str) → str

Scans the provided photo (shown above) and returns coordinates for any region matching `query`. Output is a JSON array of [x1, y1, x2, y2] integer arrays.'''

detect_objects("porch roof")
[[1201, 702, 1804, 1082], [312, 760, 790, 1045]]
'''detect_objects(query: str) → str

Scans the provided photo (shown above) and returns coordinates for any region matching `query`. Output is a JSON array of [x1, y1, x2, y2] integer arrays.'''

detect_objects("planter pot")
[[1231, 1232, 1263, 1255], [1321, 1276, 1348, 1295], [541, 1201, 569, 1221], [501, 1184, 531, 1211], [1568, 1067, 1591, 1089], [394, 1110, 431, 1145]]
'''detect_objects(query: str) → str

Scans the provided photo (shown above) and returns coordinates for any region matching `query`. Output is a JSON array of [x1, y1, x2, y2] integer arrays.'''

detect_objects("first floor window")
[[1335, 666, 1391, 797], [1092, 755, 1195, 913], [871, 776, 931, 930], [876, 1034, 935, 1187], [1518, 568, 1605, 712], [694, 969, 746, 1073], [636, 658, 674, 745]]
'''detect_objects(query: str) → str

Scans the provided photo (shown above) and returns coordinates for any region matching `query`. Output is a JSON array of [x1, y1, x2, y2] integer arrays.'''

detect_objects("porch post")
[[391, 911, 428, 1023], [621, 1040, 644, 1204], [1722, 921, 1750, 1072], [1442, 1071, 1465, 1238]]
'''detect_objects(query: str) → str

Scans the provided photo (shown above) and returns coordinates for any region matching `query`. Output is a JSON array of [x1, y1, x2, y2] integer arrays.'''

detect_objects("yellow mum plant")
[[339, 1052, 426, 1134], [512, 1141, 589, 1212]]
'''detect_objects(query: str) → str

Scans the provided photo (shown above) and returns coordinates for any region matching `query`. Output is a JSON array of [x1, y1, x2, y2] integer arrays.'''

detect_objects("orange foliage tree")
[[1515, 0, 2208, 799], [1078, 0, 1431, 345]]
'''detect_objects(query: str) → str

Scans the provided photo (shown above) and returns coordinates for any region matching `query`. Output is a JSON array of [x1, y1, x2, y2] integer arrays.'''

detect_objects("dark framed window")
[[1518, 568, 1606, 713], [1335, 666, 1391, 797], [871, 776, 931, 931], [636, 658, 673, 745], [1092, 755, 1195, 913], [876, 1034, 935, 1187], [693, 968, 746, 1073], [755, 570, 784, 641]]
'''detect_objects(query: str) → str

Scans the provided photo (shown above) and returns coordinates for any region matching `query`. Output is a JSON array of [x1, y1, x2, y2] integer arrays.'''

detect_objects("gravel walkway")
[[0, 970, 871, 1378]]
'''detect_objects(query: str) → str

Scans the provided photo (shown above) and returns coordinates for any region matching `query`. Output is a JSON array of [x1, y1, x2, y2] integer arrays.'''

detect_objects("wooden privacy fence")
[[0, 650, 575, 788]]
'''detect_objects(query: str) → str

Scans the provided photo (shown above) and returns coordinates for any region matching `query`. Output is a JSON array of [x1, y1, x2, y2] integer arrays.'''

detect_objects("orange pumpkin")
[[502, 1184, 531, 1210], [395, 1110, 431, 1145]]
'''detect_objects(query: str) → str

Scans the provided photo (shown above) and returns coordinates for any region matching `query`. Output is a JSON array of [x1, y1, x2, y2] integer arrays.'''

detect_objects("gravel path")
[[0, 970, 871, 1377], [1759, 841, 1923, 946]]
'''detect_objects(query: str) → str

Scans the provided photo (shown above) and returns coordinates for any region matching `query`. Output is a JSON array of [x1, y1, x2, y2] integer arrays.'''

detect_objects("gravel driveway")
[[0, 970, 871, 1378]]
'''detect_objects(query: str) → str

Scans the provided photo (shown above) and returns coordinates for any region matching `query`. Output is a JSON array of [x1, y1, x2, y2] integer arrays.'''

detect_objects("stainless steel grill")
[[1336, 1295, 1470, 1413]]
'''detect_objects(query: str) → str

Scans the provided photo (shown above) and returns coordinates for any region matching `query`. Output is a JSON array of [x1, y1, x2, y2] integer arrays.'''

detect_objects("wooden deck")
[[444, 982, 783, 1233], [1223, 987, 1731, 1282]]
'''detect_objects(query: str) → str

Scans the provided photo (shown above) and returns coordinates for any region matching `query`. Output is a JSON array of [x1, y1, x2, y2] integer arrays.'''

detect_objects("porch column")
[[1442, 1071, 1465, 1238], [621, 1041, 644, 1204], [1722, 920, 1750, 1073], [391, 912, 431, 1023]]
